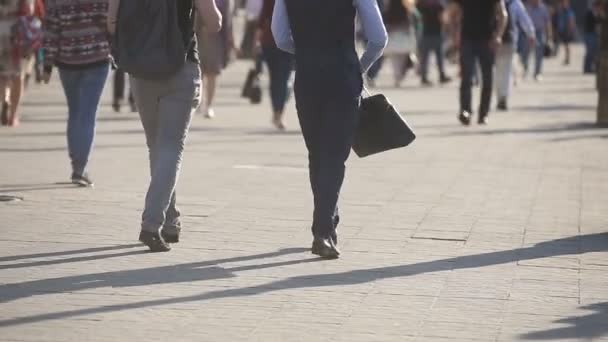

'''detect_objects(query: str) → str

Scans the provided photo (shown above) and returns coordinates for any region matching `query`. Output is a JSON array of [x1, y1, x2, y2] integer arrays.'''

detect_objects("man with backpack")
[[453, 0, 508, 126], [108, 0, 221, 252], [495, 0, 535, 111]]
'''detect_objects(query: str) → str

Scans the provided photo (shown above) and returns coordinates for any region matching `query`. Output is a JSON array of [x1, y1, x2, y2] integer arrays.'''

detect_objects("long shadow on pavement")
[[433, 122, 608, 138], [0, 233, 606, 334], [0, 243, 142, 262], [521, 302, 608, 340]]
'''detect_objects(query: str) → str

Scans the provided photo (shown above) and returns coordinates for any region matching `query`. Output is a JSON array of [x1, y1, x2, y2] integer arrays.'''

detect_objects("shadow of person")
[[0, 247, 313, 304], [0, 233, 605, 328], [0, 244, 143, 263], [520, 302, 608, 340]]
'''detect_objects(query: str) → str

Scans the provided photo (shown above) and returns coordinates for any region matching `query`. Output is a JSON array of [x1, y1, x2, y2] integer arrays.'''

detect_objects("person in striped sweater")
[[42, 0, 111, 187]]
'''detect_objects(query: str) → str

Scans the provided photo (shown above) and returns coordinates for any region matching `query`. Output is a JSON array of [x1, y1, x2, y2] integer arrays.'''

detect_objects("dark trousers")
[[460, 40, 495, 116], [584, 32, 599, 74], [419, 34, 447, 81], [262, 45, 293, 113], [295, 85, 360, 239], [239, 20, 258, 59], [113, 69, 134, 105]]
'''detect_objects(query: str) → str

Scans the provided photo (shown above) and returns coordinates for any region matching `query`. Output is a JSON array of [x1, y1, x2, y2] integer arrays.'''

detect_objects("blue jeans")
[[262, 45, 293, 113], [584, 32, 599, 73], [59, 63, 109, 175], [522, 30, 545, 77]]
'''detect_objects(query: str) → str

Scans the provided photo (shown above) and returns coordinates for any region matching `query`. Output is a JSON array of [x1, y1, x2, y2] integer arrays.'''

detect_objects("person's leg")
[[391, 55, 406, 87], [203, 73, 217, 118], [8, 73, 24, 126], [434, 35, 449, 82], [478, 41, 495, 122], [70, 63, 110, 179], [0, 78, 9, 126], [113, 69, 125, 111], [494, 44, 514, 108], [520, 34, 531, 77], [459, 40, 475, 117], [58, 68, 83, 175], [136, 62, 200, 250], [312, 95, 360, 242], [268, 48, 292, 129], [419, 37, 432, 84], [563, 39, 571, 65], [534, 31, 545, 78], [583, 32, 598, 73], [294, 82, 322, 239]]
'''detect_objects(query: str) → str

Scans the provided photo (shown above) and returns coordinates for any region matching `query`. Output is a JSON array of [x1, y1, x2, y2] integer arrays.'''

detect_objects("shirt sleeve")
[[271, 0, 295, 54], [354, 0, 388, 73], [514, 0, 535, 38], [42, 0, 60, 67]]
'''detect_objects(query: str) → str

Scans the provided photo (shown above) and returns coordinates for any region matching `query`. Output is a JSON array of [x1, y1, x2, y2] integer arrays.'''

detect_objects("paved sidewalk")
[[0, 46, 607, 342]]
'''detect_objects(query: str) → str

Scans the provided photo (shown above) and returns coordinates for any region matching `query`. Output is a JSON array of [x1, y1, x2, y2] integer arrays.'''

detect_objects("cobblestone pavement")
[[0, 46, 607, 342]]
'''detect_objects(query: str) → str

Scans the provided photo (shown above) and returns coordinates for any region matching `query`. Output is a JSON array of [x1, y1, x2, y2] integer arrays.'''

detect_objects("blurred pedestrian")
[[257, 0, 293, 130], [383, 0, 421, 88], [583, 0, 603, 74], [0, 0, 41, 127], [109, 0, 222, 252], [43, 0, 110, 186], [417, 0, 451, 86], [495, 0, 535, 111], [239, 0, 263, 59], [454, 0, 507, 126], [196, 0, 235, 119], [555, 0, 576, 66], [112, 68, 136, 113], [523, 0, 552, 81], [272, 0, 387, 258]]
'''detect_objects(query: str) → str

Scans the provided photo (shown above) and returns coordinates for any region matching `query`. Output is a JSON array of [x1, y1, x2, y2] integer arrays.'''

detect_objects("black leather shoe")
[[311, 237, 340, 259], [161, 230, 180, 243], [478, 115, 489, 125], [139, 231, 171, 252], [497, 98, 508, 111], [458, 111, 472, 126]]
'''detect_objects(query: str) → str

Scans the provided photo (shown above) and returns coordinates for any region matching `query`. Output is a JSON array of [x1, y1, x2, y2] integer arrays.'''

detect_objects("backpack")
[[502, 0, 514, 44], [113, 0, 191, 80]]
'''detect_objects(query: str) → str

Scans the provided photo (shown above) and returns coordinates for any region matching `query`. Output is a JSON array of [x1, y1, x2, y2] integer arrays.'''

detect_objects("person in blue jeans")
[[555, 0, 576, 66], [523, 0, 552, 81], [257, 0, 293, 130], [42, 0, 111, 187], [583, 0, 603, 74]]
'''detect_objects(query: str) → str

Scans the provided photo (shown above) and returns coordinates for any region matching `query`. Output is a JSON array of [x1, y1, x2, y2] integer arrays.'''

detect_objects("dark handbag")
[[543, 43, 554, 58], [248, 75, 262, 104], [241, 68, 257, 98], [353, 93, 416, 158]]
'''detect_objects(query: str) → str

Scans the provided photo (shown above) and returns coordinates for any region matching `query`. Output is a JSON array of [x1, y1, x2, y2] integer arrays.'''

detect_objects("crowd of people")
[[0, 0, 603, 257]]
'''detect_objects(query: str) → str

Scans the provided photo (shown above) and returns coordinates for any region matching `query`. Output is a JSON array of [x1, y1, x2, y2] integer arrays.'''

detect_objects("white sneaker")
[[534, 74, 543, 82], [205, 107, 215, 119]]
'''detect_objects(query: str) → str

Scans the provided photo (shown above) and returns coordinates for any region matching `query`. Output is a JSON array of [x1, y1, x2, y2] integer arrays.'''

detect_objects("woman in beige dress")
[[196, 0, 235, 119]]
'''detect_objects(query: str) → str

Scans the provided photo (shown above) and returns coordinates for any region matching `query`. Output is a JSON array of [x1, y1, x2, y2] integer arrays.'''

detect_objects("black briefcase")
[[353, 94, 416, 158]]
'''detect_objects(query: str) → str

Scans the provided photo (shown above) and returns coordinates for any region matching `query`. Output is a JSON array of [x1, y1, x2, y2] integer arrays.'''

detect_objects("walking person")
[[522, 0, 552, 81], [239, 0, 263, 59], [42, 0, 110, 186], [108, 0, 222, 252], [383, 0, 421, 88], [417, 0, 451, 86], [257, 0, 293, 130], [112, 68, 136, 112], [495, 0, 535, 111], [272, 0, 387, 258], [454, 0, 508, 126], [583, 0, 603, 74], [555, 0, 576, 66], [0, 0, 41, 127], [196, 0, 235, 119]]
